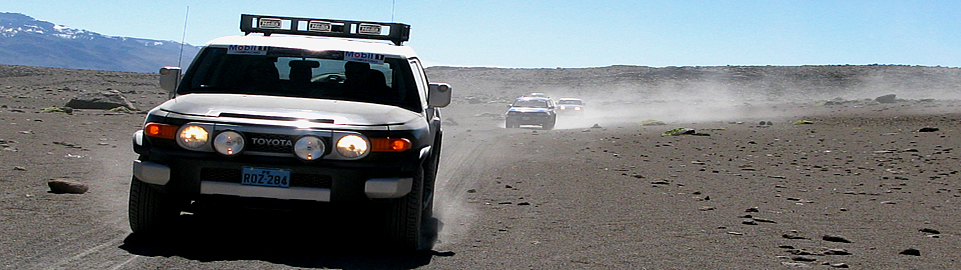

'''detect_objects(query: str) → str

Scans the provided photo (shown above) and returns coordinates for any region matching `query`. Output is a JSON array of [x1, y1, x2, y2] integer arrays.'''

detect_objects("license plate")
[[241, 167, 290, 188], [522, 117, 531, 120]]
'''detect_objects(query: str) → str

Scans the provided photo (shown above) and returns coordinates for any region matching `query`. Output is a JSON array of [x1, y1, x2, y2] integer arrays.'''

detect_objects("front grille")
[[201, 168, 332, 188]]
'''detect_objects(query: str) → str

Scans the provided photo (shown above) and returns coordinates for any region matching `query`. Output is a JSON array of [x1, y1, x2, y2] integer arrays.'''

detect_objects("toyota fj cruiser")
[[129, 14, 451, 250]]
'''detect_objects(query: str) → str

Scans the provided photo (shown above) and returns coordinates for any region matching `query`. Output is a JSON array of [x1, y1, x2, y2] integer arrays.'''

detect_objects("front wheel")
[[128, 177, 181, 235], [385, 168, 434, 250]]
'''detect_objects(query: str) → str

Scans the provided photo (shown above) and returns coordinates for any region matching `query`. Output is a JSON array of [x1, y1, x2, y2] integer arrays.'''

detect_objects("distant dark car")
[[505, 97, 556, 130], [556, 98, 585, 116]]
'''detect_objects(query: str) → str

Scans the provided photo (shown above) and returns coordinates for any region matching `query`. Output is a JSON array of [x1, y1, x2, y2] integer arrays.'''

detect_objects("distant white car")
[[556, 98, 585, 116], [524, 92, 549, 98]]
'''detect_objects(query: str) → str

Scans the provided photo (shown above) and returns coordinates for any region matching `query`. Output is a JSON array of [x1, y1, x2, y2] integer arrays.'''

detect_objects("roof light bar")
[[240, 14, 411, 45]]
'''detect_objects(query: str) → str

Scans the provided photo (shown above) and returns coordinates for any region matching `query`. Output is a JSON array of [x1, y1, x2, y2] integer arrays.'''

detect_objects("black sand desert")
[[1, 64, 959, 269]]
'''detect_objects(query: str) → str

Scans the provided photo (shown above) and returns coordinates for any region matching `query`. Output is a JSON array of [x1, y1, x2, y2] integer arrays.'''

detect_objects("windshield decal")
[[344, 51, 385, 65], [227, 45, 269, 55]]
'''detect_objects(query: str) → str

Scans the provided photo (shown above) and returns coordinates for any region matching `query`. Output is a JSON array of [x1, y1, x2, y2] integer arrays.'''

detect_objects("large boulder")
[[875, 94, 897, 104], [65, 89, 137, 110]]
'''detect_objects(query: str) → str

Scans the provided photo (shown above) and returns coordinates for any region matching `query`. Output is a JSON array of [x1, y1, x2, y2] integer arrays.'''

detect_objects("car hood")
[[508, 107, 551, 113], [157, 94, 422, 126]]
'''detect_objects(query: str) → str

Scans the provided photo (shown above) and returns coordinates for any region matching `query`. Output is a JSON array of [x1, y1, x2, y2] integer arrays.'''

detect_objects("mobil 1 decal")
[[227, 45, 269, 55], [344, 51, 385, 65]]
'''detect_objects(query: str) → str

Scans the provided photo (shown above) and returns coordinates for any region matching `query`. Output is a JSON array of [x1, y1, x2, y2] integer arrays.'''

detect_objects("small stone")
[[13, 166, 27, 171], [753, 217, 777, 223], [822, 235, 852, 243], [791, 255, 817, 262], [780, 262, 810, 267], [824, 248, 851, 255], [467, 189, 477, 193], [899, 248, 921, 256], [745, 207, 759, 212], [918, 127, 940, 132], [782, 233, 808, 240], [742, 219, 758, 225], [919, 228, 940, 234], [829, 263, 850, 268], [698, 206, 715, 211], [47, 178, 89, 194]]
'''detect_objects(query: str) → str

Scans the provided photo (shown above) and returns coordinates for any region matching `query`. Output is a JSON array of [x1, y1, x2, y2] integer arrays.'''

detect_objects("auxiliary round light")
[[213, 130, 245, 156], [177, 125, 209, 150], [336, 134, 369, 158], [294, 136, 326, 161]]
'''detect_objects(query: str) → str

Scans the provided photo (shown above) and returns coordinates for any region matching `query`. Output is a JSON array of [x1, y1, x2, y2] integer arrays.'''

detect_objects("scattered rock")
[[918, 127, 940, 132], [829, 263, 850, 268], [823, 248, 851, 255], [640, 120, 666, 126], [791, 255, 817, 262], [745, 207, 759, 212], [742, 219, 758, 225], [13, 166, 27, 171], [591, 124, 602, 129], [40, 106, 74, 114], [899, 248, 921, 256], [47, 178, 89, 194], [822, 235, 852, 243], [782, 233, 808, 240], [793, 120, 814, 125], [875, 94, 897, 104], [65, 89, 137, 110], [753, 217, 777, 223], [919, 228, 941, 234], [780, 262, 811, 267], [662, 127, 710, 136]]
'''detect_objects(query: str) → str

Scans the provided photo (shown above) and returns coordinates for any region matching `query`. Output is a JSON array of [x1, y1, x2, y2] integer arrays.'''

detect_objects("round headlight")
[[294, 136, 326, 161], [178, 125, 209, 150], [336, 134, 369, 158], [213, 130, 245, 156]]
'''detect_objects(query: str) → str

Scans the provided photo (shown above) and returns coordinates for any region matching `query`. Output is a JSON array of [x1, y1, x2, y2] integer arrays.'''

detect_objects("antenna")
[[391, 0, 396, 22], [177, 6, 190, 67]]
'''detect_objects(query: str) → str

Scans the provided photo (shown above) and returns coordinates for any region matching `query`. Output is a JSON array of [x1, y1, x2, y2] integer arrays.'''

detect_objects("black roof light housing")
[[240, 14, 411, 45]]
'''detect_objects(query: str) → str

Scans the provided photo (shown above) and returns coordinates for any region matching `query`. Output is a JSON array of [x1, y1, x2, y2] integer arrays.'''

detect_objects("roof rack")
[[240, 14, 410, 45]]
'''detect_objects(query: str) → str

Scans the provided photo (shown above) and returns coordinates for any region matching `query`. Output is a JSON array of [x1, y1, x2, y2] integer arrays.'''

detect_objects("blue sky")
[[6, 1, 960, 68]]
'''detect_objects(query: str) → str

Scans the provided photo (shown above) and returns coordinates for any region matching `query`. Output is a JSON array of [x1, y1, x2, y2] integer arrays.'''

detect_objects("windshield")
[[512, 99, 550, 108], [177, 46, 421, 111], [558, 99, 583, 105]]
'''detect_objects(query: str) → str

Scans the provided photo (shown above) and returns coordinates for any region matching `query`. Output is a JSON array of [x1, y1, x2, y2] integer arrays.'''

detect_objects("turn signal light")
[[371, 138, 411, 152], [144, 123, 178, 139]]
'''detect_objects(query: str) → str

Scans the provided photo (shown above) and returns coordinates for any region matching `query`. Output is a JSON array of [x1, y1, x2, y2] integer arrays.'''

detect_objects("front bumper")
[[507, 113, 553, 125], [133, 158, 413, 202]]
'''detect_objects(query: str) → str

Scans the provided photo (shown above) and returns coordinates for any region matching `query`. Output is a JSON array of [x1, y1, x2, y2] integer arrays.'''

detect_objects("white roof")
[[206, 34, 419, 58]]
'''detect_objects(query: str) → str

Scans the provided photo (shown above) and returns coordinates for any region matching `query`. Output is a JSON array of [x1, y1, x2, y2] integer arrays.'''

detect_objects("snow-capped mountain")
[[0, 12, 200, 73]]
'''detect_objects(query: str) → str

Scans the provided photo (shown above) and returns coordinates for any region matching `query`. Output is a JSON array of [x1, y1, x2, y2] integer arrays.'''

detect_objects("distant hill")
[[0, 12, 200, 73]]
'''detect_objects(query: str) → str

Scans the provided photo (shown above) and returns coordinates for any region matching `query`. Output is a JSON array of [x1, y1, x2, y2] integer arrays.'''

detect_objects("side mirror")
[[159, 67, 182, 93], [428, 83, 452, 107]]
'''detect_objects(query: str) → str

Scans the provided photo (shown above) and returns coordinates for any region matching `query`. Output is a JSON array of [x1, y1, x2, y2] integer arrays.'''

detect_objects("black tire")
[[543, 118, 556, 130], [505, 119, 515, 128], [128, 177, 180, 235], [385, 168, 428, 250]]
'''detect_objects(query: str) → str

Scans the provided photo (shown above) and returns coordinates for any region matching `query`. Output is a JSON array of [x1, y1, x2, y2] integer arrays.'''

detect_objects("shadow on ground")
[[118, 207, 453, 269]]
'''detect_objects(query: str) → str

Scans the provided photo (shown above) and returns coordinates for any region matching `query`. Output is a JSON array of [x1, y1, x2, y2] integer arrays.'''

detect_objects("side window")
[[409, 59, 429, 108]]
